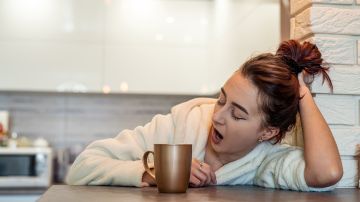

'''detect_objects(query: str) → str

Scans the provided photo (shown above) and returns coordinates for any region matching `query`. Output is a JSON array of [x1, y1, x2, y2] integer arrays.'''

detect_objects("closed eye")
[[231, 107, 245, 120]]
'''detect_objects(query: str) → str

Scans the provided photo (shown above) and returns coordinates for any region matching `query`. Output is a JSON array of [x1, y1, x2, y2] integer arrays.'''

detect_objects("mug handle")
[[142, 151, 156, 180]]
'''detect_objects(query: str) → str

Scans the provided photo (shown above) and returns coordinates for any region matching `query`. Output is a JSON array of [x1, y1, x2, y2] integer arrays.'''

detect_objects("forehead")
[[223, 72, 260, 115]]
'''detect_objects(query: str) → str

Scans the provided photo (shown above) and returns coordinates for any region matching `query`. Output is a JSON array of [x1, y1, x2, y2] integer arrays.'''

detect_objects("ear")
[[260, 127, 280, 141]]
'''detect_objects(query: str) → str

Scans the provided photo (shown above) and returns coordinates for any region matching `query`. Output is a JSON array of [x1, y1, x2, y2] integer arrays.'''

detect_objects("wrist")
[[299, 85, 311, 98]]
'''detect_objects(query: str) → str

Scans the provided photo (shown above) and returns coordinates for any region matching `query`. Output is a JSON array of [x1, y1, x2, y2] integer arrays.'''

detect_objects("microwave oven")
[[0, 147, 52, 188]]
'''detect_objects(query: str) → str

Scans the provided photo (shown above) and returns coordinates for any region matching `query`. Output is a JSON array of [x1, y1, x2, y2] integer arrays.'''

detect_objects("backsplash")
[[0, 91, 211, 149], [0, 91, 215, 182]]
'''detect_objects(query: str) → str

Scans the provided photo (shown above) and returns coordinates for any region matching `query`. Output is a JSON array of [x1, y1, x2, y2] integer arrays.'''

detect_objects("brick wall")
[[290, 0, 360, 188]]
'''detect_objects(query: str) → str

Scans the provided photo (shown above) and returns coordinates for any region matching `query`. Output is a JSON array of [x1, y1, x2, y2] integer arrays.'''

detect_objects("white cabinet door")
[[0, 0, 280, 94], [0, 0, 104, 93], [103, 0, 215, 94], [102, 0, 280, 94]]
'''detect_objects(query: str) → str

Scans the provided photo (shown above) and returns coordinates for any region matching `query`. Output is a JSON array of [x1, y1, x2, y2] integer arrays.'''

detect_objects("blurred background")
[[0, 0, 286, 201]]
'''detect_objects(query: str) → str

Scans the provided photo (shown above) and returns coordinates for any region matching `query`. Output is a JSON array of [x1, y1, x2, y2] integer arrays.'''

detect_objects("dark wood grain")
[[38, 185, 360, 202]]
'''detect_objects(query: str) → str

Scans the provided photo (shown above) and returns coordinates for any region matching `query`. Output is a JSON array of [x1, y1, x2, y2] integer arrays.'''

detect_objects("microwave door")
[[0, 154, 37, 176]]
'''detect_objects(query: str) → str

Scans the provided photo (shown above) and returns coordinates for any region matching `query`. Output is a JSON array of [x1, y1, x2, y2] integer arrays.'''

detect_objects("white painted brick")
[[315, 0, 353, 3], [358, 40, 360, 64], [291, 0, 360, 189], [330, 126, 360, 156], [293, 8, 312, 39], [314, 94, 355, 125], [290, 17, 296, 39], [312, 65, 360, 94], [307, 36, 357, 65], [294, 6, 360, 39], [314, 0, 353, 3], [290, 0, 352, 16], [312, 7, 360, 35], [290, 0, 311, 15], [338, 157, 358, 188]]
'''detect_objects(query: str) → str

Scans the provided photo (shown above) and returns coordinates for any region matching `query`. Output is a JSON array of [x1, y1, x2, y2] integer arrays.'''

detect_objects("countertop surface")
[[38, 185, 360, 202], [0, 187, 47, 195]]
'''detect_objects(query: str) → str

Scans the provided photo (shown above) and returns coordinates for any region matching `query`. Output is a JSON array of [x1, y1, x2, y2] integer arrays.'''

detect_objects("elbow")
[[305, 165, 343, 188], [323, 167, 343, 187]]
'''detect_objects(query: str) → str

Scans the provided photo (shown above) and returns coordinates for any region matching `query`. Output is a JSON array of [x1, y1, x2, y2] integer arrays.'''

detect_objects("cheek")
[[229, 121, 262, 141]]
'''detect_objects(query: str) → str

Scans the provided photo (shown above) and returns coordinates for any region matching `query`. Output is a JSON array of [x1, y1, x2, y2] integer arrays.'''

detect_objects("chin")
[[210, 140, 223, 153]]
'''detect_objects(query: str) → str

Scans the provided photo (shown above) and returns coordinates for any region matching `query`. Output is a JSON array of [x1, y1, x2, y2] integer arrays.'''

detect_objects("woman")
[[66, 40, 343, 191]]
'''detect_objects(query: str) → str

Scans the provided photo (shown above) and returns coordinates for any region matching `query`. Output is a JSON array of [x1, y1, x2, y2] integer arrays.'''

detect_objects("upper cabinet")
[[0, 0, 280, 94], [0, 0, 104, 93]]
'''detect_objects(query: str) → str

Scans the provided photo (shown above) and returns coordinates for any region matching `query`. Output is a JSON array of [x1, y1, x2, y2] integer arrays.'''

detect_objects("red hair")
[[240, 40, 332, 144]]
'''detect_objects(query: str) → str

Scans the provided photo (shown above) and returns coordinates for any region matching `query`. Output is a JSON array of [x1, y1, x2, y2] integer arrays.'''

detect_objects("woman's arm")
[[66, 114, 174, 187], [299, 84, 343, 187]]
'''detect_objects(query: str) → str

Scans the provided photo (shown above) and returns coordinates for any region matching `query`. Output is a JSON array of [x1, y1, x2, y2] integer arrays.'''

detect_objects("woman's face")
[[209, 72, 273, 160]]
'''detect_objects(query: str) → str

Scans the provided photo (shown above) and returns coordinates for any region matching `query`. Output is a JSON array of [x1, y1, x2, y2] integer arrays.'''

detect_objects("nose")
[[212, 106, 226, 126]]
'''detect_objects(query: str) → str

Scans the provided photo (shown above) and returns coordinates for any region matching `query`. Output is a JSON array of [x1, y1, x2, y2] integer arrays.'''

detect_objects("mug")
[[142, 144, 192, 193]]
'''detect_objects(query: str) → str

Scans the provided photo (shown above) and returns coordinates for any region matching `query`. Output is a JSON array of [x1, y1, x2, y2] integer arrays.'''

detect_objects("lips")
[[211, 126, 224, 144]]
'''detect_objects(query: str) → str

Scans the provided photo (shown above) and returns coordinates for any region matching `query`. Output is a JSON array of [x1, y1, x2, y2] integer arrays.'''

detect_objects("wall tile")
[[0, 91, 199, 149], [330, 126, 360, 156], [314, 94, 355, 125], [312, 65, 360, 94], [290, 0, 353, 16], [294, 6, 360, 39], [358, 40, 360, 64], [307, 36, 357, 65], [339, 157, 358, 188]]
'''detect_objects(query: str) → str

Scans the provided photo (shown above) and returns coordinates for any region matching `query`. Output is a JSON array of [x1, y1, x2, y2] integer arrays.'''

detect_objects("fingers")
[[298, 72, 306, 86], [210, 169, 217, 185], [190, 159, 217, 188], [297, 71, 311, 97], [198, 163, 212, 185], [140, 182, 150, 187], [197, 160, 217, 185], [189, 175, 202, 187], [190, 161, 207, 187]]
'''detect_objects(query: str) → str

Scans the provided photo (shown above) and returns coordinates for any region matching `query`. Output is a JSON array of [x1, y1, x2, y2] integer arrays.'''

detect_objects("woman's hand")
[[189, 159, 217, 188], [298, 72, 311, 98], [141, 170, 156, 187]]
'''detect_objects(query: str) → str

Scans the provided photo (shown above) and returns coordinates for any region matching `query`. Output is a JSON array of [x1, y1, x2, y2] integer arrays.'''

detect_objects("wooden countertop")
[[38, 185, 360, 202]]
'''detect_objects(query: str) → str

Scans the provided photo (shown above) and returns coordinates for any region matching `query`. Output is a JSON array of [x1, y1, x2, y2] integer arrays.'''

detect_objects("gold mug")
[[142, 144, 192, 193]]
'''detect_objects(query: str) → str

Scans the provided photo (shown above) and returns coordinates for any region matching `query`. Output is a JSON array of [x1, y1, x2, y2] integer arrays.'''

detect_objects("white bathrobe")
[[66, 98, 337, 192]]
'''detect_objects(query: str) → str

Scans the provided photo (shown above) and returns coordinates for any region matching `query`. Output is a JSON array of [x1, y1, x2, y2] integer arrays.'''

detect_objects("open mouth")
[[214, 128, 224, 140], [211, 126, 224, 144]]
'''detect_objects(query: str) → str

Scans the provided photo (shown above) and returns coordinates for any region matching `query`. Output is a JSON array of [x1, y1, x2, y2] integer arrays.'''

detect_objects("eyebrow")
[[221, 87, 249, 115]]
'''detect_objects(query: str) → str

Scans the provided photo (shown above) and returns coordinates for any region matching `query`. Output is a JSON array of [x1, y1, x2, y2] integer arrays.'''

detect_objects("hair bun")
[[276, 40, 333, 91], [280, 55, 303, 75], [276, 40, 322, 75]]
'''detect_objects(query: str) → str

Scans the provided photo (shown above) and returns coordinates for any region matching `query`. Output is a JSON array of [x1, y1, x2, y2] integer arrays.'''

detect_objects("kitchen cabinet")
[[0, 0, 104, 93], [0, 0, 280, 94]]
